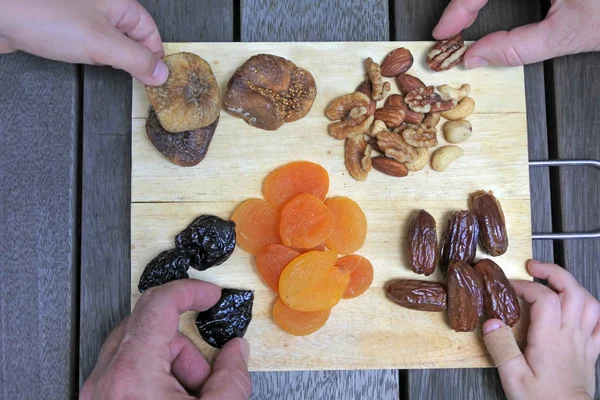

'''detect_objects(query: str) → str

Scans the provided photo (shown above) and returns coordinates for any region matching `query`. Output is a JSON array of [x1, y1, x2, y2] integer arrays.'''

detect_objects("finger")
[[592, 318, 600, 350], [432, 0, 488, 40], [170, 332, 212, 394], [581, 292, 600, 336], [463, 20, 559, 68], [482, 319, 532, 394], [110, 0, 165, 57], [527, 260, 585, 326], [127, 279, 221, 346], [200, 338, 252, 400], [511, 280, 561, 333]]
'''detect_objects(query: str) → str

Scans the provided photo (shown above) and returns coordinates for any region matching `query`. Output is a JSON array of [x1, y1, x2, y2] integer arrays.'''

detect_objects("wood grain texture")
[[551, 52, 600, 391], [0, 53, 77, 399], [78, 0, 234, 387], [392, 0, 549, 398]]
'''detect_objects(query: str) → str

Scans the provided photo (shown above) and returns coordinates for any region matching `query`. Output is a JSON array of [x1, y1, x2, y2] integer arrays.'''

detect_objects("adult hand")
[[483, 260, 600, 400], [432, 0, 600, 68], [80, 280, 252, 400], [0, 0, 167, 86]]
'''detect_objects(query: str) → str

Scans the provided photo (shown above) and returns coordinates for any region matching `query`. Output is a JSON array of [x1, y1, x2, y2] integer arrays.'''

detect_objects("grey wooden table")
[[1, 1, 598, 399]]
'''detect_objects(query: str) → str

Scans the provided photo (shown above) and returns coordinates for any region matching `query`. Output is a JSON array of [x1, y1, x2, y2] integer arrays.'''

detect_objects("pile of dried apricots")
[[231, 161, 374, 336]]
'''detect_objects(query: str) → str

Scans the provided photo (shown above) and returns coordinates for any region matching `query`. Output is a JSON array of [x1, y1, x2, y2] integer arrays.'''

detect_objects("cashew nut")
[[444, 120, 472, 143], [436, 84, 470, 102], [404, 147, 429, 171], [441, 97, 475, 120], [431, 145, 464, 172]]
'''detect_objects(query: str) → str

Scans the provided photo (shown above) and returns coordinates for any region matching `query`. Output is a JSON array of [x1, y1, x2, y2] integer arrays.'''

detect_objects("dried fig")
[[474, 259, 520, 327], [447, 261, 483, 332], [146, 52, 220, 133], [440, 211, 479, 276], [386, 280, 447, 312], [470, 190, 509, 256], [406, 210, 438, 276]]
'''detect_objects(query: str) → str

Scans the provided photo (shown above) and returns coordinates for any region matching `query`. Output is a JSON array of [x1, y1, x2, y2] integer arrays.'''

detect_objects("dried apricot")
[[292, 243, 326, 253], [272, 297, 331, 336], [263, 161, 329, 211], [324, 197, 367, 254], [279, 251, 350, 311], [231, 199, 281, 255], [280, 194, 335, 250], [255, 244, 300, 293], [335, 255, 374, 298]]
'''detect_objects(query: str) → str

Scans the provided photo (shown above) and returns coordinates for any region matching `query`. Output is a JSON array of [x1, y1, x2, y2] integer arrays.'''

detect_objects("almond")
[[372, 156, 409, 177], [396, 74, 425, 95], [381, 48, 414, 77], [374, 106, 406, 128]]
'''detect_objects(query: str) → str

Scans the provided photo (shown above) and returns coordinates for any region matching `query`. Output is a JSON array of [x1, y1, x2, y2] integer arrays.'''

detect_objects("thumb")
[[463, 20, 558, 68], [200, 338, 252, 400]]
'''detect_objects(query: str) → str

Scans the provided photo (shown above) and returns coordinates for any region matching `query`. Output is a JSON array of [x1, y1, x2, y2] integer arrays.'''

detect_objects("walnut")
[[345, 135, 372, 181], [377, 131, 417, 163], [401, 125, 438, 148], [355, 80, 377, 116], [405, 84, 470, 113], [365, 57, 391, 101], [326, 92, 375, 140], [422, 112, 441, 129]]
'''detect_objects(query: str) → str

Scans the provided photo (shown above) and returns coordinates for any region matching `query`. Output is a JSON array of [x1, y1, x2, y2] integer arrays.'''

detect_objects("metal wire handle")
[[529, 159, 600, 240]]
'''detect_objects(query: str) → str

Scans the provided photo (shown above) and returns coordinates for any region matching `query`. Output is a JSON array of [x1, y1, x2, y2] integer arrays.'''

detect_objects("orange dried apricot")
[[335, 255, 374, 299], [255, 244, 300, 293], [292, 243, 326, 253], [272, 297, 331, 336], [325, 197, 367, 254], [280, 194, 335, 249], [263, 161, 329, 211], [231, 199, 281, 255], [279, 251, 349, 311]]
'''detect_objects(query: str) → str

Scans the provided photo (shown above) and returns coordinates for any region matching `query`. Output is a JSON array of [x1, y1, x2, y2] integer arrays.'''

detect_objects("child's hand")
[[483, 260, 600, 400], [0, 0, 167, 86]]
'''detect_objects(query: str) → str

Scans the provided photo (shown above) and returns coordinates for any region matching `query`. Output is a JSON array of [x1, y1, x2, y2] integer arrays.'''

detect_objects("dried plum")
[[196, 288, 254, 348], [146, 108, 219, 167], [138, 248, 191, 293], [175, 215, 236, 270]]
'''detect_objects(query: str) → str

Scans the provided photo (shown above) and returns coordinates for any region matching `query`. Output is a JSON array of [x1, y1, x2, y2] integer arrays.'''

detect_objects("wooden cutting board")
[[131, 42, 532, 371]]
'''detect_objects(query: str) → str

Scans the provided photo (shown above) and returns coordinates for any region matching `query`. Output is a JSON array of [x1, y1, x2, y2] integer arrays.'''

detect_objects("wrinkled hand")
[[433, 0, 600, 68], [0, 0, 167, 85], [483, 261, 600, 400], [80, 280, 252, 400]]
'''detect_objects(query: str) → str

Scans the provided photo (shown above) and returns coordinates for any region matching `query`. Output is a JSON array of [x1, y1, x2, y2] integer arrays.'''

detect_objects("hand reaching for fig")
[[0, 0, 168, 86], [80, 280, 252, 400], [483, 261, 600, 400], [433, 0, 600, 68]]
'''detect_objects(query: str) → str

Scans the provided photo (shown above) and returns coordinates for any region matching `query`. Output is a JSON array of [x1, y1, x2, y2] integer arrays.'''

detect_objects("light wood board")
[[131, 42, 532, 371]]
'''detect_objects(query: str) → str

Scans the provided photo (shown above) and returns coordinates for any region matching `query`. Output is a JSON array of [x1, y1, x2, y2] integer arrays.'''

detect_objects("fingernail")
[[239, 338, 250, 364], [152, 60, 168, 84], [483, 320, 502, 335], [464, 57, 489, 69]]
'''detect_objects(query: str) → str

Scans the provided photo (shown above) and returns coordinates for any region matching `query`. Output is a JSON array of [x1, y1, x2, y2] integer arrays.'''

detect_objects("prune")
[[175, 215, 236, 271], [474, 259, 520, 327], [447, 261, 483, 332], [146, 108, 219, 167], [138, 248, 191, 293], [406, 210, 438, 276], [440, 210, 479, 276], [385, 279, 447, 311], [196, 288, 254, 348], [470, 190, 509, 256]]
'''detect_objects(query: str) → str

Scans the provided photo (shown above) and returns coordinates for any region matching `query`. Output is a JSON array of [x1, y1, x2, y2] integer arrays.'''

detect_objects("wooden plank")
[[391, 0, 551, 398], [551, 51, 600, 391], [0, 53, 77, 399], [78, 0, 234, 386], [240, 1, 397, 397]]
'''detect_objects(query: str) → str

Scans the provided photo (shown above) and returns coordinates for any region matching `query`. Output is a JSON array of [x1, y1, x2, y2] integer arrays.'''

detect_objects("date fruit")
[[386, 279, 447, 311], [406, 210, 438, 276], [470, 190, 509, 256], [440, 210, 479, 276], [138, 248, 191, 293], [474, 259, 520, 327], [447, 261, 483, 332]]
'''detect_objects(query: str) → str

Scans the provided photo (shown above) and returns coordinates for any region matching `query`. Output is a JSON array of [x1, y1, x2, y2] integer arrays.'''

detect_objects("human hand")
[[482, 260, 600, 400], [432, 0, 600, 68], [80, 280, 252, 400], [0, 0, 167, 86]]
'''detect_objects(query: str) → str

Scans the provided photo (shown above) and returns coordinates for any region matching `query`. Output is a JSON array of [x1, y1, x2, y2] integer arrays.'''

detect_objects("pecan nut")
[[405, 84, 470, 113], [345, 135, 372, 181], [386, 279, 447, 312], [371, 156, 409, 177], [440, 210, 479, 276], [326, 92, 375, 140], [447, 260, 484, 332], [380, 48, 414, 77], [406, 209, 438, 276], [365, 57, 391, 101], [474, 259, 520, 327], [427, 33, 468, 72], [374, 106, 406, 128], [376, 131, 417, 163], [385, 94, 424, 125], [401, 124, 438, 148], [396, 73, 425, 95], [470, 190, 508, 256]]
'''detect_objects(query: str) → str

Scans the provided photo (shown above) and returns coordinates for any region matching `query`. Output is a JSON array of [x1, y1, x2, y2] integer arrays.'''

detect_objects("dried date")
[[447, 261, 483, 332], [474, 259, 520, 327], [440, 211, 479, 276], [386, 279, 447, 311], [138, 248, 191, 293], [470, 190, 509, 256], [406, 210, 438, 276]]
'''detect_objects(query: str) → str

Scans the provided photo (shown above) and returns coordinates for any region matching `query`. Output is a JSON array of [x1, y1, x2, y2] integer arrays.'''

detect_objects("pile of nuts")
[[325, 34, 476, 181]]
